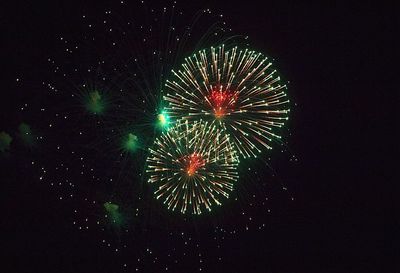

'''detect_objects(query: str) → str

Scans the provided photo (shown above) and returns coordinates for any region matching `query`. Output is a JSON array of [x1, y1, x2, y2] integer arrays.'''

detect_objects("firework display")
[[5, 1, 295, 271], [146, 120, 239, 214], [164, 45, 290, 158]]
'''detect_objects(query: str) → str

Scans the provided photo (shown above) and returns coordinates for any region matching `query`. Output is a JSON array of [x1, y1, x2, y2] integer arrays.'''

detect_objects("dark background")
[[1, 1, 395, 272]]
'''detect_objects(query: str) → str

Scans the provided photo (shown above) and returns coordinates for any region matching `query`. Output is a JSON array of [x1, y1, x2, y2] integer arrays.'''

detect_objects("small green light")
[[18, 123, 34, 147], [158, 113, 167, 125], [122, 133, 138, 153], [0, 131, 12, 152], [104, 202, 119, 212], [85, 90, 106, 115], [103, 202, 124, 227], [157, 111, 170, 129]]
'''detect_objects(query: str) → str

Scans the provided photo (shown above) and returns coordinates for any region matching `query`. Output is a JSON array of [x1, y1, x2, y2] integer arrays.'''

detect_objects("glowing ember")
[[207, 88, 237, 118], [182, 153, 205, 176]]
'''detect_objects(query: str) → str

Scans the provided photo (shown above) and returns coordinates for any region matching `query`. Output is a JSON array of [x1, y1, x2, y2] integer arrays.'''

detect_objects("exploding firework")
[[146, 120, 239, 214], [164, 45, 290, 158], [9, 0, 296, 271]]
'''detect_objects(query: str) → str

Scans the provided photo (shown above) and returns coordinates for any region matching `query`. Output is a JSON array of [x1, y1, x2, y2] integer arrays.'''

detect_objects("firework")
[[103, 202, 125, 228], [121, 133, 139, 153], [0, 131, 12, 153], [18, 122, 35, 147], [146, 120, 238, 214], [164, 45, 290, 158], [83, 90, 107, 115]]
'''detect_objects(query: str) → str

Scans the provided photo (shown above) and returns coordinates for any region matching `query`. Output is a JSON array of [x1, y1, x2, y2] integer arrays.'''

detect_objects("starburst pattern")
[[146, 120, 239, 214], [164, 45, 290, 158]]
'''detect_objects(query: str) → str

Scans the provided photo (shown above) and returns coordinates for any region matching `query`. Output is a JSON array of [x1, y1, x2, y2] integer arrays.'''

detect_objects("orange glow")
[[184, 153, 205, 176], [214, 108, 226, 118], [207, 88, 237, 118]]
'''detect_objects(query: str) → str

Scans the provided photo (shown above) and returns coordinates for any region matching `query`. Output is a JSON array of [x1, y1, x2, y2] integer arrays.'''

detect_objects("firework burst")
[[164, 45, 290, 158], [146, 120, 238, 214]]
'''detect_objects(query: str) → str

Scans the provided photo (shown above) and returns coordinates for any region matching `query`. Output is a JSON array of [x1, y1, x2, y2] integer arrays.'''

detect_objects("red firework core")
[[207, 88, 237, 118], [182, 153, 205, 176]]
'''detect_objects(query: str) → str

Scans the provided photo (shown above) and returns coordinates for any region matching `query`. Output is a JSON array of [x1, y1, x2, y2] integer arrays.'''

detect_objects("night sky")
[[1, 1, 394, 272]]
